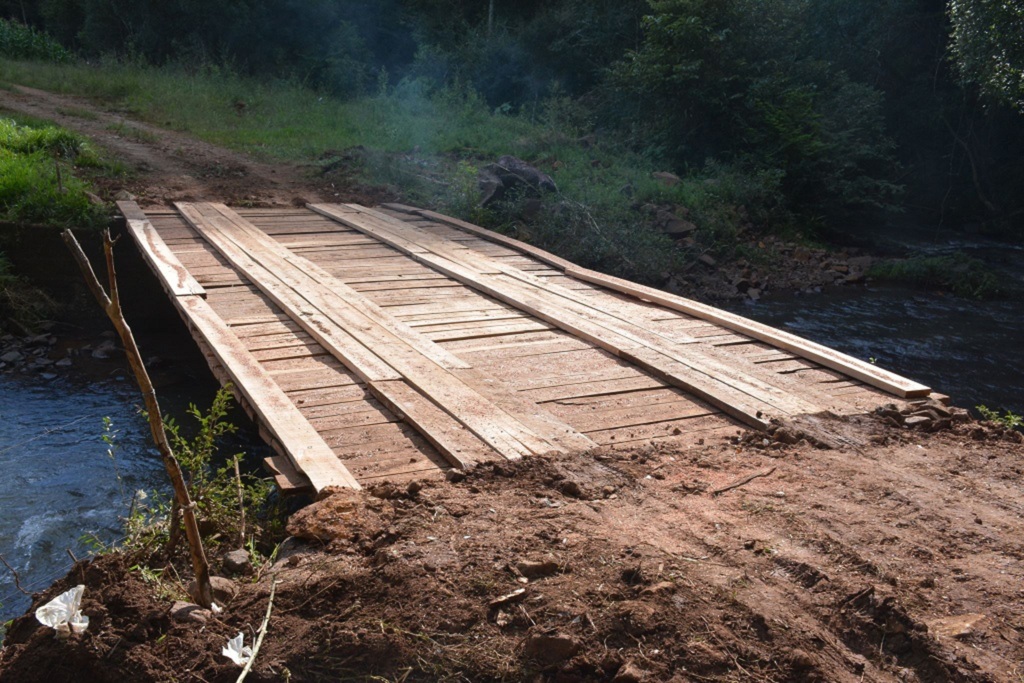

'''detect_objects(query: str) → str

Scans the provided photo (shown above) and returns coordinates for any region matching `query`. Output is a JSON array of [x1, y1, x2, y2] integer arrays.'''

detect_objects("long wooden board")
[[176, 203, 592, 462], [310, 204, 835, 428], [384, 204, 930, 399], [177, 295, 364, 492], [119, 201, 206, 298]]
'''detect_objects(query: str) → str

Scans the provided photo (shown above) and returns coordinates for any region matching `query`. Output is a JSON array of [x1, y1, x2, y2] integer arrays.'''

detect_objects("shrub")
[[0, 19, 71, 63], [867, 253, 1004, 299]]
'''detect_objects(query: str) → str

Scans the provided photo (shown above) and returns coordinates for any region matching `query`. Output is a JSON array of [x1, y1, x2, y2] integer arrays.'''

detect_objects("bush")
[[867, 253, 1004, 299], [0, 19, 70, 63]]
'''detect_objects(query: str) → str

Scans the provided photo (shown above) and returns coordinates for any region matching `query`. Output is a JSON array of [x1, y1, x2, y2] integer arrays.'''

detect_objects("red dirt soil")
[[2, 415, 1022, 682]]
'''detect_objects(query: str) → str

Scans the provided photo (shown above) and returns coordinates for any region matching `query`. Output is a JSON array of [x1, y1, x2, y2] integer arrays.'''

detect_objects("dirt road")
[[0, 84, 380, 207]]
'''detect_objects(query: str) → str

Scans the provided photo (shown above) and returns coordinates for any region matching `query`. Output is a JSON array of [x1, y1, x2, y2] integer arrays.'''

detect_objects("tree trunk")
[[62, 229, 214, 609]]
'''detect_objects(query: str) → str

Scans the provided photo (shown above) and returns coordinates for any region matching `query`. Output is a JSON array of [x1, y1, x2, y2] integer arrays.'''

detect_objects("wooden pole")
[[62, 229, 214, 609]]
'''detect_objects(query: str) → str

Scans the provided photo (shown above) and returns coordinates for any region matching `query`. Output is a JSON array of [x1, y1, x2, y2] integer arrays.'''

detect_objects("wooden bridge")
[[119, 200, 934, 495]]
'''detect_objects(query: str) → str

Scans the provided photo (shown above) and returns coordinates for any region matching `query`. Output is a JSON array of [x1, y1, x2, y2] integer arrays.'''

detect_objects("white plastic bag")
[[222, 632, 252, 667], [35, 585, 90, 636]]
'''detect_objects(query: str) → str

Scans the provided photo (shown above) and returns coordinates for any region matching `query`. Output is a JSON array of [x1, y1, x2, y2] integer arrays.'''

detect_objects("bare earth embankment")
[[1, 85, 1022, 683]]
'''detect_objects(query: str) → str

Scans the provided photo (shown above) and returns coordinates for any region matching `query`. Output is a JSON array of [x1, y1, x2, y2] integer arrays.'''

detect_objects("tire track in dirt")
[[0, 84, 329, 207]]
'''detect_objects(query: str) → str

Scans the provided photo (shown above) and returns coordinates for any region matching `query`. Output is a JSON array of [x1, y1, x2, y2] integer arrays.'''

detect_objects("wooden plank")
[[178, 203, 590, 461], [311, 205, 809, 428], [176, 294, 360, 492], [402, 205, 930, 399], [119, 201, 207, 298]]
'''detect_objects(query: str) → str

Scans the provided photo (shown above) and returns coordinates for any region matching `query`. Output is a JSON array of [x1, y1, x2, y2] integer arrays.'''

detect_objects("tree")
[[949, 0, 1024, 112]]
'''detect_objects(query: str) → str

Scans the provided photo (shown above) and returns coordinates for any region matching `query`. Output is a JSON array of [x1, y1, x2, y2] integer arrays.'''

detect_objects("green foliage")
[[0, 117, 106, 228], [163, 386, 277, 548], [867, 253, 1004, 299], [976, 405, 1023, 429], [606, 0, 904, 227], [949, 0, 1024, 112], [0, 18, 70, 62]]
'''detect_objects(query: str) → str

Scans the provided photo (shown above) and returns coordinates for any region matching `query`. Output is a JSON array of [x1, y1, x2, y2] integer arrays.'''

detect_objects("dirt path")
[[2, 416, 1022, 682], [0, 84, 373, 207]]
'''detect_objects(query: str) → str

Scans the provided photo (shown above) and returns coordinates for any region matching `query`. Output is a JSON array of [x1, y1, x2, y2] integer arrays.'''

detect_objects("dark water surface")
[[726, 285, 1024, 416]]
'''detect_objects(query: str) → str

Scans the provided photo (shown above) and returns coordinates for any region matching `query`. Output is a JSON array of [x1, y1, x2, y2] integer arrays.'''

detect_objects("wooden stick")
[[62, 229, 214, 609], [710, 467, 777, 496], [236, 579, 278, 683], [0, 554, 29, 595], [234, 454, 246, 549]]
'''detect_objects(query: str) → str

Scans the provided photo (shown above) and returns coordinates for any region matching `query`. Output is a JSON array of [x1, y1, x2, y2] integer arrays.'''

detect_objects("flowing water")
[[0, 375, 162, 624]]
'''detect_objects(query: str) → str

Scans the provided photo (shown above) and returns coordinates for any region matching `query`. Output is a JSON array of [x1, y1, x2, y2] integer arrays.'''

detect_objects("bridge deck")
[[120, 201, 932, 494]]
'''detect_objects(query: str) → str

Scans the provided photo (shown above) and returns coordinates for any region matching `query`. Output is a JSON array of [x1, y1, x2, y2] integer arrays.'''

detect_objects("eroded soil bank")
[[2, 415, 1022, 682]]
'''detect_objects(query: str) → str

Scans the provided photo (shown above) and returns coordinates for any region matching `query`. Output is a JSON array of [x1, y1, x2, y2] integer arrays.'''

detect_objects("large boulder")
[[478, 156, 557, 206]]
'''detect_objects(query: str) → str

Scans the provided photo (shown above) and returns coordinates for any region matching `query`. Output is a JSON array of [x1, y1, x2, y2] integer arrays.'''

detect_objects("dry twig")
[[0, 554, 29, 595], [710, 467, 777, 496], [237, 579, 279, 683]]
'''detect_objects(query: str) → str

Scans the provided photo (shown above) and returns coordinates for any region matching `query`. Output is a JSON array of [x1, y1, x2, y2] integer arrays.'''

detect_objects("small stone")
[[927, 613, 986, 639], [1, 351, 23, 363], [773, 428, 799, 444], [406, 480, 423, 497], [904, 415, 931, 428], [223, 549, 252, 575], [601, 485, 617, 498], [698, 254, 717, 268], [612, 660, 647, 683], [662, 219, 697, 236], [445, 470, 466, 483], [114, 190, 136, 201], [515, 560, 559, 579], [651, 171, 681, 187], [169, 601, 212, 624], [640, 580, 676, 596], [56, 358, 73, 367], [188, 575, 237, 605], [91, 340, 118, 360], [489, 588, 527, 610], [524, 633, 580, 664], [559, 480, 583, 498]]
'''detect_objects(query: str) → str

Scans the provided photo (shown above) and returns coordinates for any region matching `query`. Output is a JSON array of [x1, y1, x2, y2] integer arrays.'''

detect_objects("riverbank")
[[2, 413, 1023, 682]]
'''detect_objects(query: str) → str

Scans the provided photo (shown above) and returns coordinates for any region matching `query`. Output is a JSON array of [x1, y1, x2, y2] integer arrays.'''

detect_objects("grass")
[[0, 57, 788, 284], [867, 253, 1005, 299], [0, 116, 107, 228]]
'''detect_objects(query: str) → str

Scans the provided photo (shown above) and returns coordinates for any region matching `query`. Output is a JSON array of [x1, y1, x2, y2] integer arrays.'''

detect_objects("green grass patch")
[[56, 106, 100, 121], [0, 117, 107, 228], [867, 253, 1005, 299]]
